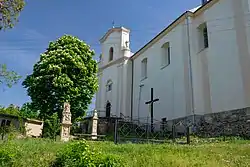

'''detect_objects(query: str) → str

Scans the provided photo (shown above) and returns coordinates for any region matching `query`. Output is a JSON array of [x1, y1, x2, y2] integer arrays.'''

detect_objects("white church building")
[[95, 0, 250, 130]]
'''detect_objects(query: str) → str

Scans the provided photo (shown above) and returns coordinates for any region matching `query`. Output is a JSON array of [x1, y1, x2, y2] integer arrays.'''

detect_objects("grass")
[[0, 138, 250, 167]]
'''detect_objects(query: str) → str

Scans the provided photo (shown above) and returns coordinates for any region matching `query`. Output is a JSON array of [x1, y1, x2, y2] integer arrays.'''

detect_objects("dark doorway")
[[106, 101, 111, 117]]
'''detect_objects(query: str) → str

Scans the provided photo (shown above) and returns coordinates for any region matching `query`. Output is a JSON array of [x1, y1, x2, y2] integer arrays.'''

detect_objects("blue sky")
[[0, 0, 201, 111]]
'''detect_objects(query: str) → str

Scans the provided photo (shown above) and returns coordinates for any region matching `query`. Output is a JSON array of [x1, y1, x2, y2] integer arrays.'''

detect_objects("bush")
[[0, 150, 14, 167], [42, 113, 61, 140], [52, 140, 123, 167]]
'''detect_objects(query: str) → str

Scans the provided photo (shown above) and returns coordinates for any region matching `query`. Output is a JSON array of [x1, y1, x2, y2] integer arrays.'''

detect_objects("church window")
[[161, 42, 171, 68], [198, 23, 209, 51], [106, 80, 113, 92], [109, 47, 114, 62], [141, 58, 148, 80], [203, 27, 209, 48]]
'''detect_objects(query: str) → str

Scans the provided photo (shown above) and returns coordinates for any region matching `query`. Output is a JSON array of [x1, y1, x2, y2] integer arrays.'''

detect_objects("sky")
[[0, 0, 201, 111]]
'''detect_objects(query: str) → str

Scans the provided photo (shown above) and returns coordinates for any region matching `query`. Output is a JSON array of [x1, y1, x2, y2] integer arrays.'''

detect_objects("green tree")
[[19, 102, 39, 119], [22, 35, 98, 122], [0, 0, 25, 30]]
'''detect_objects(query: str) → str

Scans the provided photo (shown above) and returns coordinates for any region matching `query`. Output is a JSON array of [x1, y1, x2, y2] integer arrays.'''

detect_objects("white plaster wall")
[[190, 0, 246, 115], [101, 31, 122, 65], [132, 23, 188, 121], [96, 28, 132, 117]]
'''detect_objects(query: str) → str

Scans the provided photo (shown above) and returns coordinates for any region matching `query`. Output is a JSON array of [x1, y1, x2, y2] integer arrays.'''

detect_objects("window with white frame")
[[141, 58, 147, 80], [106, 80, 113, 92], [161, 42, 171, 67], [198, 22, 209, 51]]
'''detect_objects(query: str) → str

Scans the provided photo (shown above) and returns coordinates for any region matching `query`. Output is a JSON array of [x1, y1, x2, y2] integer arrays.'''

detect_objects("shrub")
[[52, 140, 123, 167], [42, 113, 61, 140], [0, 150, 14, 167]]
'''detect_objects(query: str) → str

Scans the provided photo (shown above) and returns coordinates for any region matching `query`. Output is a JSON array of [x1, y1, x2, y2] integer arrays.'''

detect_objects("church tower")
[[95, 27, 132, 118]]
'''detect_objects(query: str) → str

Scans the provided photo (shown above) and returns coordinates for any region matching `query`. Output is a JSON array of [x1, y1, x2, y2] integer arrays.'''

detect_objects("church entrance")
[[106, 101, 111, 117]]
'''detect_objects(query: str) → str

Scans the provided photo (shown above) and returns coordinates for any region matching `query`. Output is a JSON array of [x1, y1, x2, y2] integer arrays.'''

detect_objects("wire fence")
[[78, 109, 250, 144], [112, 114, 250, 144]]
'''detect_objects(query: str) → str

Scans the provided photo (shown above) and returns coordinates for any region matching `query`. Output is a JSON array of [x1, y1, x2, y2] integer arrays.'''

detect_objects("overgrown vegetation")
[[0, 103, 39, 119], [52, 140, 122, 167], [42, 113, 60, 140], [0, 138, 249, 167]]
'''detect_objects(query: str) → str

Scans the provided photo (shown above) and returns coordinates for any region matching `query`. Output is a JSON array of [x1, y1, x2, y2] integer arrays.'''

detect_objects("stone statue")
[[91, 109, 98, 140], [60, 102, 72, 142], [125, 41, 130, 48]]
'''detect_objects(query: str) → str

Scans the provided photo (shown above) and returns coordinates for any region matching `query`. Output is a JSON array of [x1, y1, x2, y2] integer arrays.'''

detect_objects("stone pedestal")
[[60, 102, 72, 142], [91, 110, 98, 140]]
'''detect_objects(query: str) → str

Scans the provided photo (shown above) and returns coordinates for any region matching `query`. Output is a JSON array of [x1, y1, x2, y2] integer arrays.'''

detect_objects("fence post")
[[114, 118, 118, 144], [186, 126, 190, 144], [172, 124, 176, 142]]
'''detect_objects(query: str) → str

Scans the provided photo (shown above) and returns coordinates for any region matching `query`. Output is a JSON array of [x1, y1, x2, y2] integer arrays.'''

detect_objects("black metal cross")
[[145, 88, 159, 132]]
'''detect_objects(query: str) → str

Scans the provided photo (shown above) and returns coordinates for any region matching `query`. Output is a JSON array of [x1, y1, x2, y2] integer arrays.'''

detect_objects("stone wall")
[[195, 108, 250, 137], [80, 117, 116, 135], [168, 107, 250, 138]]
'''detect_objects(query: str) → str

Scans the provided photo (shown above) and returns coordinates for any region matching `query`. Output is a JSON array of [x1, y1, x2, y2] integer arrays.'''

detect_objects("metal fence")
[[112, 115, 250, 144], [113, 117, 192, 144]]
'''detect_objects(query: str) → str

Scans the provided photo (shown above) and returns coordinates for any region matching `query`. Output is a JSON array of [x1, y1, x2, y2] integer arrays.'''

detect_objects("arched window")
[[106, 80, 113, 92], [141, 58, 147, 79], [197, 22, 209, 51], [161, 42, 171, 67], [109, 47, 114, 61], [106, 101, 111, 117]]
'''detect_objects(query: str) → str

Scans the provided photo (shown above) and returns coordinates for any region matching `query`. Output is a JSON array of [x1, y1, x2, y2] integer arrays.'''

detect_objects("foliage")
[[0, 123, 17, 141], [0, 104, 19, 116], [0, 149, 14, 167], [0, 61, 21, 89], [53, 140, 123, 167], [19, 102, 39, 119], [0, 0, 25, 30], [42, 113, 60, 140], [0, 0, 24, 90], [22, 35, 98, 122], [0, 103, 39, 119]]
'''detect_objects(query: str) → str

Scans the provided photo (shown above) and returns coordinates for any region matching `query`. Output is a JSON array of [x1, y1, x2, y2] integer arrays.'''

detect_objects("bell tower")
[[95, 26, 132, 118]]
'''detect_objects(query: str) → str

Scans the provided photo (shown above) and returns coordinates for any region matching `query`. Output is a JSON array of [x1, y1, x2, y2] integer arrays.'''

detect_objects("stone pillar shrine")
[[91, 110, 98, 140], [60, 102, 72, 142]]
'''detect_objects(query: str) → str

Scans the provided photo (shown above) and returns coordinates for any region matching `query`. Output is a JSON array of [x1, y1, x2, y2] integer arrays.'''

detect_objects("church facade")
[[95, 0, 250, 128]]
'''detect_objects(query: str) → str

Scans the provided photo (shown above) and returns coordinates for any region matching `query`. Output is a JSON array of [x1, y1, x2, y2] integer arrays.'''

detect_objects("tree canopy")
[[0, 0, 25, 30], [22, 35, 98, 121]]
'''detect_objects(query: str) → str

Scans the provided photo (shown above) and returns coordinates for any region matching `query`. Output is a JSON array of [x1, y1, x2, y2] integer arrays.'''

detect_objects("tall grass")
[[0, 138, 250, 167], [0, 138, 66, 167], [89, 140, 250, 167]]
